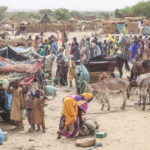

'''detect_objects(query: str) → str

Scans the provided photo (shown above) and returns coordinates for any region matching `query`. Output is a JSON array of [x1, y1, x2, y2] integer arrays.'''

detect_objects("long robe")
[[45, 54, 55, 71], [32, 97, 45, 125], [9, 87, 23, 122], [66, 60, 76, 81]]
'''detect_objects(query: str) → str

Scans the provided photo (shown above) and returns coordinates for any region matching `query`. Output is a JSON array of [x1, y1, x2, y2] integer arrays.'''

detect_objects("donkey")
[[84, 78, 130, 111], [136, 73, 150, 110], [130, 60, 150, 80]]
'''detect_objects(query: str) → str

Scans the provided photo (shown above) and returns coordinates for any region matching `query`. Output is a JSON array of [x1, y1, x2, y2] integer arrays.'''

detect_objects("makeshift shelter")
[[102, 20, 126, 34], [0, 45, 39, 61], [40, 14, 51, 24], [127, 22, 140, 34], [0, 58, 42, 73], [125, 17, 145, 34], [0, 57, 42, 86]]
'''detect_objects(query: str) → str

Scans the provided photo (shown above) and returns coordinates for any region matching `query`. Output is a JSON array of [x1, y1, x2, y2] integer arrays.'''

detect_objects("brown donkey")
[[84, 78, 130, 111]]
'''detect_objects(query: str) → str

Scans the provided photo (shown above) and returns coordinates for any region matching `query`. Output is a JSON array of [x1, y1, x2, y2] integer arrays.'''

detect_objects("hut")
[[27, 17, 38, 25], [102, 19, 126, 34], [40, 14, 51, 24], [125, 17, 146, 34]]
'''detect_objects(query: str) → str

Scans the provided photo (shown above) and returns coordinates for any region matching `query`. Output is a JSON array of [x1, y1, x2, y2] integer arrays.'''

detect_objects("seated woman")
[[57, 93, 93, 139]]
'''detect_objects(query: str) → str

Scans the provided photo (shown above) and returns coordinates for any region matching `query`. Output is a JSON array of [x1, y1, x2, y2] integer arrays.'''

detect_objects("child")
[[23, 86, 35, 132], [32, 90, 46, 133], [8, 81, 24, 130]]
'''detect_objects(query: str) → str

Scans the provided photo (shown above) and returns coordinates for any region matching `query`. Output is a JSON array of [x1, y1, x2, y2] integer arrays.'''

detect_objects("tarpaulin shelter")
[[0, 45, 39, 61], [0, 57, 42, 86], [116, 24, 127, 34]]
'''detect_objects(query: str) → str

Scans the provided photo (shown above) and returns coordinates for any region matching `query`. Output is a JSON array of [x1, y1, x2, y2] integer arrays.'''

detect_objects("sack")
[[45, 85, 57, 96], [75, 138, 96, 147], [0, 128, 4, 145], [80, 119, 99, 136]]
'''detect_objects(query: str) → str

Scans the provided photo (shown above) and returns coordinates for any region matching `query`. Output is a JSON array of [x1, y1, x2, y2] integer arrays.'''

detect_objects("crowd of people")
[[1, 30, 150, 139]]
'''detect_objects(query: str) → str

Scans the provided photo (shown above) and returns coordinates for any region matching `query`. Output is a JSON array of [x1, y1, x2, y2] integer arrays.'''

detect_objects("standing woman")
[[71, 37, 80, 62], [145, 37, 150, 59], [33, 35, 39, 51], [57, 93, 93, 139]]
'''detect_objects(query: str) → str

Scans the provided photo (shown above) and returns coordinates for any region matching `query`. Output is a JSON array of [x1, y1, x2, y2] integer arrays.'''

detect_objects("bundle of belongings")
[[79, 119, 99, 136]]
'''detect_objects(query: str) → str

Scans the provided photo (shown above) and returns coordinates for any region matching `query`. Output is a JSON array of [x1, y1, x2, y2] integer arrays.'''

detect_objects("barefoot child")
[[8, 81, 24, 130], [32, 90, 46, 133], [23, 86, 35, 132]]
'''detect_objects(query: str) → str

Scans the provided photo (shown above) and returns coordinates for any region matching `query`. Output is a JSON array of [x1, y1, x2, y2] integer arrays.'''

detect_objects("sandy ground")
[[1, 69, 150, 150], [1, 32, 150, 150]]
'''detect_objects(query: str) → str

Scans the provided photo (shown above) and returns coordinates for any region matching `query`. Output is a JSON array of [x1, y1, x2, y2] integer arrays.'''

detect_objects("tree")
[[132, 1, 150, 18], [39, 9, 53, 17], [70, 11, 81, 18], [10, 12, 28, 20], [115, 7, 132, 18], [54, 8, 70, 20], [28, 13, 41, 20], [0, 6, 7, 20], [114, 1, 150, 18], [114, 9, 122, 18]]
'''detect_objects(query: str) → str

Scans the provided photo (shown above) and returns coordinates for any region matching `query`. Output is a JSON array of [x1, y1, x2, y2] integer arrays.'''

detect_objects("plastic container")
[[96, 132, 107, 138], [0, 128, 4, 144]]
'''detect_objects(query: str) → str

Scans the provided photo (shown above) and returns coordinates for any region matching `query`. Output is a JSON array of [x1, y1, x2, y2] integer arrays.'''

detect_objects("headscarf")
[[62, 97, 78, 127], [81, 93, 93, 102]]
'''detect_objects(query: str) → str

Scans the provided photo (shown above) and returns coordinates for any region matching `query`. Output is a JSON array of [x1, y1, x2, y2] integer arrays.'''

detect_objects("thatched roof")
[[125, 17, 146, 21], [28, 17, 37, 24], [40, 14, 51, 24], [102, 19, 126, 24], [1, 17, 11, 23]]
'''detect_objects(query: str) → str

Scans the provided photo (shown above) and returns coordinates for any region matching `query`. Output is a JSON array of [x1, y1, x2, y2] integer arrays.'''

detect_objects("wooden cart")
[[84, 61, 117, 83]]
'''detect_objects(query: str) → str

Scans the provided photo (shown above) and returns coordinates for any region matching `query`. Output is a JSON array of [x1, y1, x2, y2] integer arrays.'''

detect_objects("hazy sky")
[[0, 0, 142, 11]]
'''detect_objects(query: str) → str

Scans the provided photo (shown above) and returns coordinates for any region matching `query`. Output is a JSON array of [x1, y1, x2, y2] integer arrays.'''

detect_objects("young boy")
[[32, 90, 46, 133], [23, 86, 35, 132]]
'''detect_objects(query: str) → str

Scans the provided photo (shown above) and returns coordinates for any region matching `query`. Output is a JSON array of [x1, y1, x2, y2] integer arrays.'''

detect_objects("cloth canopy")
[[0, 58, 42, 73]]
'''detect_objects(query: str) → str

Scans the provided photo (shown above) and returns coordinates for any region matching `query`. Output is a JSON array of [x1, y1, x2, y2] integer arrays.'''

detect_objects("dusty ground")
[[1, 32, 150, 150], [1, 69, 150, 150], [1, 82, 150, 150]]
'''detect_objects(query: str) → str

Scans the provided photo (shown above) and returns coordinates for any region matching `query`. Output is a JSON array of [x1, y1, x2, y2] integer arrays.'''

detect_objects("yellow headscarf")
[[62, 97, 78, 127], [81, 93, 93, 102]]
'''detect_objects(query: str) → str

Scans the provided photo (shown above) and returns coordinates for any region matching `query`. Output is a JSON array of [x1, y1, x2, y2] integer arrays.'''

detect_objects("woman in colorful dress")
[[57, 93, 93, 139]]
